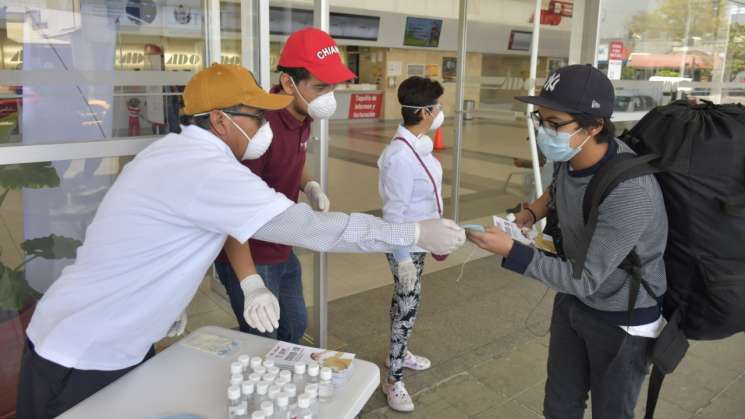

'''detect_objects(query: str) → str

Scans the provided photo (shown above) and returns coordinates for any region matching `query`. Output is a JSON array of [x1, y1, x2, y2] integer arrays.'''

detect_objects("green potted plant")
[[0, 161, 81, 419]]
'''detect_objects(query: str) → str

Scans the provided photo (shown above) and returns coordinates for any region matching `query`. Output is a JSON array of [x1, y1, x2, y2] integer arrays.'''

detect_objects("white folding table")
[[59, 326, 379, 419]]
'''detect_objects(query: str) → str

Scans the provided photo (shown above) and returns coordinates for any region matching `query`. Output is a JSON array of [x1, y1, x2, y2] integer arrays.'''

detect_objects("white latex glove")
[[416, 219, 466, 255], [241, 274, 280, 333], [397, 260, 418, 294], [167, 311, 187, 337], [304, 181, 330, 212]]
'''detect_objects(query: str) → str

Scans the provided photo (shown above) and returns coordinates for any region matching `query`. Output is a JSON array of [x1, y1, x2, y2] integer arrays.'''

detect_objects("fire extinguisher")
[[128, 98, 141, 137]]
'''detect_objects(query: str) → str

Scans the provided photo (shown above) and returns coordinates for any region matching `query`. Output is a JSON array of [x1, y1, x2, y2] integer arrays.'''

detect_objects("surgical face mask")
[[536, 125, 592, 162], [416, 134, 434, 155], [288, 76, 337, 120], [223, 111, 273, 160], [429, 109, 444, 131]]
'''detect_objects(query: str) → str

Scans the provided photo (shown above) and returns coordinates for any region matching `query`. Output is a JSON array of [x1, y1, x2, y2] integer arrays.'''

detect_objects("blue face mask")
[[536, 125, 591, 162]]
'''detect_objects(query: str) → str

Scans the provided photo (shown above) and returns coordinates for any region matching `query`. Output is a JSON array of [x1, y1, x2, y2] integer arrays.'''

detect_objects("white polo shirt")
[[26, 125, 293, 370]]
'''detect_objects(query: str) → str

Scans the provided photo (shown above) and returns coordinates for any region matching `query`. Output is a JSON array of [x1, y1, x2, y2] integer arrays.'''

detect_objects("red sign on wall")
[[348, 93, 383, 119], [609, 41, 624, 61]]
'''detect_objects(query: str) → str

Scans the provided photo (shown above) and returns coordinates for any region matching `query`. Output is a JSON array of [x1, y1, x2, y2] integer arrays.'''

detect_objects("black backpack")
[[548, 100, 745, 419]]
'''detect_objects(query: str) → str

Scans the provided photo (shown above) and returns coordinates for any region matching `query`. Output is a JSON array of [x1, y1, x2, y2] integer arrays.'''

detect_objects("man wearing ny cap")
[[468, 64, 667, 419], [16, 63, 465, 418], [214, 28, 356, 343]]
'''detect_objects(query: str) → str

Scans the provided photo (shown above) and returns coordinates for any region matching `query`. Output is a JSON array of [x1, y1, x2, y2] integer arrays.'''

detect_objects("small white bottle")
[[238, 354, 251, 373], [268, 385, 281, 403], [242, 381, 255, 406], [230, 374, 244, 387], [228, 386, 242, 415], [253, 365, 267, 376], [318, 367, 334, 403], [306, 363, 320, 386], [254, 381, 270, 411], [260, 400, 274, 419], [282, 383, 297, 408], [303, 384, 320, 417], [263, 373, 278, 383], [267, 366, 280, 377], [251, 411, 266, 419], [292, 394, 313, 419], [292, 362, 307, 394], [279, 370, 292, 383], [248, 373, 262, 385], [231, 403, 248, 419], [274, 377, 290, 389], [231, 362, 244, 377], [275, 392, 291, 419], [250, 356, 263, 371], [263, 359, 276, 369]]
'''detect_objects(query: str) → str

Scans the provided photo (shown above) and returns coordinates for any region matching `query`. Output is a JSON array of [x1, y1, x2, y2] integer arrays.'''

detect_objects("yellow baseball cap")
[[182, 64, 292, 115]]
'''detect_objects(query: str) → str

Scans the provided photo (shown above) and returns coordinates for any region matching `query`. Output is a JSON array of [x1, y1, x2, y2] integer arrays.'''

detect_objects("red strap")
[[393, 137, 442, 216]]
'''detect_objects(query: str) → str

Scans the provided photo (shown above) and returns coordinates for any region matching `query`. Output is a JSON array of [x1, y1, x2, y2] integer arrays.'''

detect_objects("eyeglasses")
[[530, 111, 575, 135], [224, 110, 266, 125]]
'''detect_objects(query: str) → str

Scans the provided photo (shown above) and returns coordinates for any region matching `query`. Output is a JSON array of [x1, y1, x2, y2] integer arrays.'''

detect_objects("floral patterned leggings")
[[385, 252, 426, 382]]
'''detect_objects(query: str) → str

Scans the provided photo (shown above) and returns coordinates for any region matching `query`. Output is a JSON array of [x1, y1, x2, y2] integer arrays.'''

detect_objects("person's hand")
[[467, 226, 514, 257], [416, 219, 466, 255], [304, 181, 330, 212], [167, 310, 188, 337], [241, 274, 280, 333], [397, 260, 418, 294], [514, 208, 537, 229]]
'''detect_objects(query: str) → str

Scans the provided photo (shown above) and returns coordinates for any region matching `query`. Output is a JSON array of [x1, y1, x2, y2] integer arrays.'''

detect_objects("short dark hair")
[[276, 66, 311, 85], [180, 105, 243, 131], [569, 113, 616, 143], [398, 76, 444, 126]]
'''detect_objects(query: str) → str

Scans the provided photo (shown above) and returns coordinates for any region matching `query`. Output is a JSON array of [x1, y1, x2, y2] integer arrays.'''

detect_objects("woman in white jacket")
[[377, 76, 445, 412]]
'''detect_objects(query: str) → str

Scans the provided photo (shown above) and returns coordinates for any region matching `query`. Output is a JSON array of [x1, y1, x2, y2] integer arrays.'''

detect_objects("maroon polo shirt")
[[217, 105, 312, 265]]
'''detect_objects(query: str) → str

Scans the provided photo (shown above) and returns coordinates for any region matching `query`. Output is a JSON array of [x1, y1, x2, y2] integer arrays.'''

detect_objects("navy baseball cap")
[[515, 64, 615, 118]]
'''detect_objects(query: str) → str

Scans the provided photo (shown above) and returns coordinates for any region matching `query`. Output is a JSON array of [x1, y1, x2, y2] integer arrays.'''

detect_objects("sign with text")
[[609, 41, 624, 61], [348, 93, 383, 119]]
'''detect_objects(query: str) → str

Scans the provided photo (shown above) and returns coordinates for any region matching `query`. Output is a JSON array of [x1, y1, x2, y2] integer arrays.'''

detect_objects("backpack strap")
[[572, 153, 661, 279]]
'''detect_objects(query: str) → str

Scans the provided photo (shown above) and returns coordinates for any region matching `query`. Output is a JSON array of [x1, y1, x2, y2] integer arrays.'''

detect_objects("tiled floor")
[[156, 117, 745, 418]]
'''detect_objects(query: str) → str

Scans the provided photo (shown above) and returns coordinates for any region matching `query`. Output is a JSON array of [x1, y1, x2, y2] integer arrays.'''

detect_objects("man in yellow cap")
[[16, 64, 465, 418]]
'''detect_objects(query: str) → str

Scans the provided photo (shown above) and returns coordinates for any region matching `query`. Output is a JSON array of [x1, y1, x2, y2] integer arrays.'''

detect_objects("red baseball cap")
[[278, 28, 356, 84]]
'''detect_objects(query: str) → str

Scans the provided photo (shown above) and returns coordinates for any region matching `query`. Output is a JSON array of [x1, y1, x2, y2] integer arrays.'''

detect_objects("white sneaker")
[[385, 350, 432, 371], [382, 380, 415, 412]]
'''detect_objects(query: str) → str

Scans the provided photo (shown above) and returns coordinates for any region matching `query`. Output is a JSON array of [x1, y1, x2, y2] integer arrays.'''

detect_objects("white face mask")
[[416, 135, 434, 155], [288, 76, 337, 120], [222, 111, 273, 160], [429, 109, 444, 131]]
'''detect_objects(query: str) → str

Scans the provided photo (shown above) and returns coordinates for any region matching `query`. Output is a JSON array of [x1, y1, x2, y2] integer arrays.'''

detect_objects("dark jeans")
[[16, 339, 155, 419], [214, 252, 307, 343], [544, 293, 653, 419]]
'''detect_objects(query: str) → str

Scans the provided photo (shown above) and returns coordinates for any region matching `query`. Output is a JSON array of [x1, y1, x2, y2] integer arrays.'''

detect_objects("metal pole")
[[257, 0, 271, 90], [452, 0, 468, 223], [240, 0, 254, 72], [206, 0, 221, 65], [313, 0, 330, 349], [527, 0, 545, 229]]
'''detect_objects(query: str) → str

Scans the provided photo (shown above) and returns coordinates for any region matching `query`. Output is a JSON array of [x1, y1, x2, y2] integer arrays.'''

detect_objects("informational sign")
[[403, 17, 442, 48], [348, 93, 383, 119], [597, 44, 609, 62], [608, 60, 623, 80], [609, 41, 624, 61], [425, 64, 439, 78], [387, 61, 402, 77], [442, 57, 457, 81]]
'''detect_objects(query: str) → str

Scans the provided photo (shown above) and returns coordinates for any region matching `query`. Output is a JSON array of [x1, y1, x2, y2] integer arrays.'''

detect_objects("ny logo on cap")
[[316, 45, 340, 60], [591, 100, 600, 109], [544, 73, 560, 92]]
